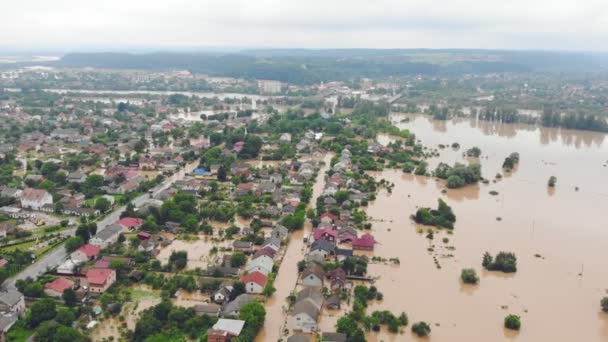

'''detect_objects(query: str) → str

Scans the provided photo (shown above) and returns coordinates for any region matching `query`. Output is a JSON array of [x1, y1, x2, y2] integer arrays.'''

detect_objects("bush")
[[601, 297, 608, 313], [414, 199, 456, 229], [461, 268, 479, 284], [504, 314, 521, 330], [548, 176, 557, 187], [483, 251, 517, 273], [466, 147, 482, 157], [412, 321, 431, 337]]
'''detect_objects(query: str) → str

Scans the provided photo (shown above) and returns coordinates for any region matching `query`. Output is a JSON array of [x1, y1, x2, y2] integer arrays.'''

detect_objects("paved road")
[[4, 161, 198, 289]]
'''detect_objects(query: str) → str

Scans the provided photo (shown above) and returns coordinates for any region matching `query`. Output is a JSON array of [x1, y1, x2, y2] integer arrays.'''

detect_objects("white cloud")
[[1, 0, 607, 51]]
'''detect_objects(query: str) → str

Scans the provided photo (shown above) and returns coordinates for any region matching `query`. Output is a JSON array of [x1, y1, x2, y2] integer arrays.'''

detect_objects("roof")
[[296, 287, 324, 307], [77, 244, 100, 258], [193, 168, 212, 176], [93, 224, 123, 241], [20, 188, 51, 202], [44, 277, 74, 293], [302, 264, 325, 280], [212, 318, 246, 336], [0, 290, 22, 306], [311, 239, 335, 253], [95, 260, 111, 268], [287, 334, 310, 342], [241, 271, 267, 287], [116, 217, 144, 228], [292, 300, 320, 320], [85, 268, 115, 286], [322, 332, 347, 342], [193, 304, 221, 315], [221, 294, 253, 314], [0, 313, 18, 332], [253, 247, 277, 260], [319, 212, 338, 221], [313, 227, 338, 240], [353, 233, 375, 248]]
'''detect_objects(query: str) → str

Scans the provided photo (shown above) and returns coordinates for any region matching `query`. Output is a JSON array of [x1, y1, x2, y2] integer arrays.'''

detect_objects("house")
[[213, 285, 233, 304], [232, 141, 245, 153], [116, 217, 144, 231], [67, 171, 87, 184], [0, 289, 25, 314], [329, 268, 347, 292], [83, 268, 116, 293], [308, 240, 335, 263], [287, 334, 309, 342], [0, 313, 18, 342], [301, 264, 325, 287], [137, 232, 151, 240], [271, 225, 289, 240], [138, 239, 156, 253], [287, 300, 320, 333], [221, 294, 253, 317], [353, 234, 375, 251], [193, 168, 214, 179], [209, 319, 245, 342], [313, 227, 338, 243], [19, 188, 53, 211], [194, 304, 221, 317], [252, 246, 277, 260], [335, 248, 353, 262], [319, 212, 338, 223], [337, 227, 357, 243], [321, 332, 347, 342], [245, 256, 273, 276], [326, 293, 341, 310], [262, 237, 281, 252], [89, 224, 123, 249], [241, 271, 267, 294], [44, 277, 75, 297], [71, 244, 101, 264], [296, 287, 324, 311], [232, 241, 253, 254]]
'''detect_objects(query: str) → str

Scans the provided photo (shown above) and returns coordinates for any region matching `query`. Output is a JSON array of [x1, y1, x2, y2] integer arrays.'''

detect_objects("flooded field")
[[156, 236, 230, 270], [363, 114, 608, 341], [255, 153, 332, 342]]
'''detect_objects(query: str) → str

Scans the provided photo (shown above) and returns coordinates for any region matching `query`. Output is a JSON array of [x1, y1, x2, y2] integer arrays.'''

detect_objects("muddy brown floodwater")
[[255, 153, 333, 342], [363, 114, 608, 341]]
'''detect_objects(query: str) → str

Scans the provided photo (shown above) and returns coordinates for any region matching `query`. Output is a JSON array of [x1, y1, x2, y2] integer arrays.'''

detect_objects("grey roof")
[[296, 287, 324, 308], [311, 239, 335, 253], [263, 236, 282, 248], [287, 334, 311, 342], [212, 318, 246, 336], [0, 313, 18, 332], [194, 304, 221, 315], [292, 300, 320, 320], [322, 332, 347, 342], [0, 289, 22, 307], [94, 223, 123, 241], [221, 294, 254, 315]]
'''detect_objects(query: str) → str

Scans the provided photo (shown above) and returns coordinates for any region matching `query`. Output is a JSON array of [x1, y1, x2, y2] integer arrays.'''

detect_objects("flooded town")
[[1, 10, 608, 341]]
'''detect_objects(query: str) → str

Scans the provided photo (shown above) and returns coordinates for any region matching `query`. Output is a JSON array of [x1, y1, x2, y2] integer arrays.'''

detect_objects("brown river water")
[[362, 114, 608, 341]]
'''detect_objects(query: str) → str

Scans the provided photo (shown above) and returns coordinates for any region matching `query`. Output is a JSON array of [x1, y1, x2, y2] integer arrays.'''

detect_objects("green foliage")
[[504, 314, 521, 330], [412, 321, 431, 337], [482, 251, 517, 273], [94, 197, 111, 212], [168, 251, 188, 271], [35, 321, 87, 342], [461, 268, 479, 284], [548, 176, 557, 187], [27, 298, 57, 327], [502, 152, 520, 171], [466, 147, 482, 157], [230, 253, 247, 268], [601, 297, 608, 313], [414, 199, 456, 229], [238, 301, 266, 341], [64, 236, 84, 252], [434, 162, 482, 188]]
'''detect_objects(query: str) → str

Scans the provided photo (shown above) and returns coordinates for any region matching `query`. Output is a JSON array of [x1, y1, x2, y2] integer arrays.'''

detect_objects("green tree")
[[412, 321, 431, 337], [64, 236, 84, 252], [62, 288, 77, 307], [94, 197, 111, 212], [504, 314, 521, 330], [230, 253, 247, 268], [601, 297, 608, 312], [55, 307, 76, 326], [28, 298, 57, 327], [461, 268, 479, 284]]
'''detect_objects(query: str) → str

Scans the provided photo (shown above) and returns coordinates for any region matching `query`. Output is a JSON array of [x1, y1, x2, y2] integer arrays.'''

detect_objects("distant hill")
[[51, 49, 608, 84]]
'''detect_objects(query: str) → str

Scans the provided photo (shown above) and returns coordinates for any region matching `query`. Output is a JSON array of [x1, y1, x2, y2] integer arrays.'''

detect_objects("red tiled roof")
[[116, 217, 144, 228], [45, 277, 74, 293], [353, 233, 375, 248], [77, 244, 100, 258], [137, 232, 152, 240], [95, 260, 111, 269], [86, 268, 115, 286], [319, 212, 338, 221], [241, 271, 267, 287], [313, 227, 338, 240]]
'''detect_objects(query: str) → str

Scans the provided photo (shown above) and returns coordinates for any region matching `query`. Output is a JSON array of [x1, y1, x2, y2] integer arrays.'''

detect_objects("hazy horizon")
[[1, 0, 607, 52]]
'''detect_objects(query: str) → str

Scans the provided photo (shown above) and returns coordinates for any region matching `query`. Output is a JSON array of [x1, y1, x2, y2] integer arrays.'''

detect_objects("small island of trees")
[[601, 297, 608, 313], [434, 162, 482, 189], [411, 321, 431, 337], [502, 152, 520, 171], [414, 199, 456, 229], [504, 314, 522, 330], [548, 176, 557, 187], [461, 268, 479, 284], [482, 251, 517, 273], [466, 146, 482, 157]]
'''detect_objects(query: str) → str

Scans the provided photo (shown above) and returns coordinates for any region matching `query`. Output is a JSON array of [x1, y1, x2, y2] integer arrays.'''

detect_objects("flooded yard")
[[156, 236, 230, 270], [361, 114, 608, 341]]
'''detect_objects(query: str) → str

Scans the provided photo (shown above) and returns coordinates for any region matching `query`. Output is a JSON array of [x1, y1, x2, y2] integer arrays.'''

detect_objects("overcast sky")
[[2, 0, 608, 52]]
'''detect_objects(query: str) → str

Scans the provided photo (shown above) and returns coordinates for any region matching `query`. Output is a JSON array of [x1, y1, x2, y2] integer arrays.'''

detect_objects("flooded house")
[[241, 271, 267, 294], [287, 300, 320, 333], [301, 264, 325, 287]]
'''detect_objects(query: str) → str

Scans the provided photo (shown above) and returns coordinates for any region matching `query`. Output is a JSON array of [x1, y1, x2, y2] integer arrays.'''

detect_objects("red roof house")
[[137, 232, 152, 240], [71, 244, 101, 263], [116, 217, 144, 230], [313, 227, 338, 242], [44, 277, 75, 297], [232, 141, 245, 153], [319, 212, 338, 223], [83, 268, 116, 293], [252, 247, 277, 260], [241, 271, 267, 294], [353, 233, 375, 251]]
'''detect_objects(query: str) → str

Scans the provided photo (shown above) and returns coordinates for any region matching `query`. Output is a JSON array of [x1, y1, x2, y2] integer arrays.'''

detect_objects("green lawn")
[[129, 288, 159, 301]]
